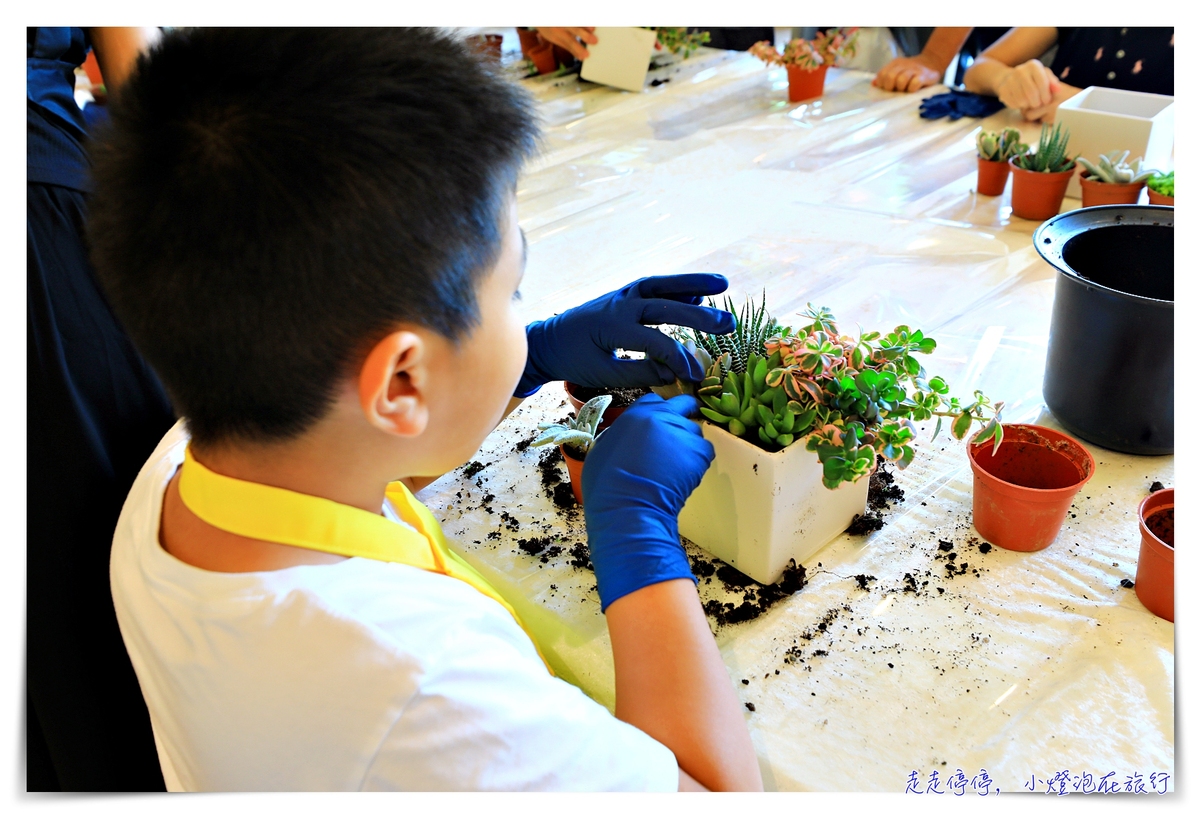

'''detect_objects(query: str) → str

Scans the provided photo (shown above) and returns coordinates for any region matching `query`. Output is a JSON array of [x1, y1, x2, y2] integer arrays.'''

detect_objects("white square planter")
[[1055, 86, 1174, 198], [579, 27, 658, 92], [678, 423, 870, 585]]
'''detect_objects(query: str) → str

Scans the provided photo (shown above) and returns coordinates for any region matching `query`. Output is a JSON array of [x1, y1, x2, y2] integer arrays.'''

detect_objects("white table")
[[418, 48, 1174, 793]]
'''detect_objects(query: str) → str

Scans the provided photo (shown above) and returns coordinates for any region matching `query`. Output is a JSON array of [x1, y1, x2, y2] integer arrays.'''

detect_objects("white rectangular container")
[[579, 27, 658, 92], [1055, 86, 1174, 198], [678, 423, 870, 585]]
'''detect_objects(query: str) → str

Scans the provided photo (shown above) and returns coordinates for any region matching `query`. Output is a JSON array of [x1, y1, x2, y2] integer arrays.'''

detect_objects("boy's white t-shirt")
[[110, 422, 678, 792]]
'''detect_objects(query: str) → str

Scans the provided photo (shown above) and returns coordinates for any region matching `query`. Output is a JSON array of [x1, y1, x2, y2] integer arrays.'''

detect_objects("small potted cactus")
[[1076, 150, 1157, 208], [533, 394, 611, 505], [749, 28, 859, 103], [1147, 170, 1174, 205], [1009, 122, 1077, 222], [667, 295, 1003, 584], [975, 128, 1028, 196]]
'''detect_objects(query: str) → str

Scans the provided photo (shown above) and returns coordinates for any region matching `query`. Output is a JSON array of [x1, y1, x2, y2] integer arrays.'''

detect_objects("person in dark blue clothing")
[[964, 27, 1173, 123], [27, 26, 174, 791]]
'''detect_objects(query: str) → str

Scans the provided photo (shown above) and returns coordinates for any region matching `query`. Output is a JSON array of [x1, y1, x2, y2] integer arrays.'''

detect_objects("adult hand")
[[516, 273, 735, 397], [873, 54, 943, 93], [1021, 80, 1081, 123], [533, 27, 598, 61], [581, 394, 712, 610], [994, 59, 1060, 113]]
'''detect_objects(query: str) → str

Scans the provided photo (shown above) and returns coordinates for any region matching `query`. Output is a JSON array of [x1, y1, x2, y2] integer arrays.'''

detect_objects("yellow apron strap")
[[178, 447, 552, 673]]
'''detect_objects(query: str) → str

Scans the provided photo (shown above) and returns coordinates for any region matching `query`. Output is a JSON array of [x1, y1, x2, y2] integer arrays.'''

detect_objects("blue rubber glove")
[[918, 90, 1005, 120], [580, 393, 714, 611], [515, 273, 735, 398]]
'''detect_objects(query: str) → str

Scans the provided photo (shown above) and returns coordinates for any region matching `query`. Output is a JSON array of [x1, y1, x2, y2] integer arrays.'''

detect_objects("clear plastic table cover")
[[417, 49, 1174, 792]]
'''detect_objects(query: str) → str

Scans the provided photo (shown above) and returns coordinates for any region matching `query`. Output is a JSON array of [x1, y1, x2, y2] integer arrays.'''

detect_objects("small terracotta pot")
[[560, 445, 585, 506], [1079, 173, 1145, 208], [564, 382, 627, 432], [976, 157, 1011, 196], [526, 40, 558, 75], [516, 27, 540, 55], [968, 424, 1095, 552], [1147, 189, 1174, 206], [1135, 488, 1173, 621], [786, 64, 828, 103], [467, 33, 503, 63], [1009, 159, 1075, 221]]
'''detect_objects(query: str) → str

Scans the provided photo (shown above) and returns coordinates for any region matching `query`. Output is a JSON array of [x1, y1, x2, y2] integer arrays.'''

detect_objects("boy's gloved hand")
[[580, 393, 712, 611], [515, 273, 735, 398]]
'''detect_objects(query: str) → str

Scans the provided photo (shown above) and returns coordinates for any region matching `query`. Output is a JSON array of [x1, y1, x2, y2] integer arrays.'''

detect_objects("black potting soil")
[[517, 537, 554, 557], [867, 461, 905, 511], [514, 437, 533, 453], [846, 513, 884, 535], [1150, 481, 1166, 494], [552, 482, 577, 510], [854, 574, 876, 591], [1146, 507, 1174, 547], [701, 560, 807, 627], [1121, 578, 1135, 589], [461, 460, 490, 479], [568, 542, 593, 571], [569, 384, 651, 408]]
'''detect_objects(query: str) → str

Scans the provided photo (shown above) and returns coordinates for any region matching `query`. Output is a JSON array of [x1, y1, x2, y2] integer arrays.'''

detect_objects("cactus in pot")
[[533, 394, 611, 505], [1076, 150, 1156, 185], [1010, 123, 1076, 220], [1077, 150, 1159, 207], [976, 128, 1027, 163]]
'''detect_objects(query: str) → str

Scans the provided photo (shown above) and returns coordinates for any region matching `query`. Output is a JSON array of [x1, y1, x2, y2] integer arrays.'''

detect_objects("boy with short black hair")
[[91, 28, 762, 791]]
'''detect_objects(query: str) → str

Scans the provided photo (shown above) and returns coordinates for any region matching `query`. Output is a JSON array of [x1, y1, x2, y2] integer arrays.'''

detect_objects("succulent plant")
[[976, 128, 1028, 162], [749, 28, 859, 71], [533, 395, 612, 458], [674, 291, 778, 376], [681, 298, 1004, 490], [1012, 122, 1075, 173], [1076, 150, 1157, 185], [652, 27, 711, 57], [1147, 170, 1174, 197]]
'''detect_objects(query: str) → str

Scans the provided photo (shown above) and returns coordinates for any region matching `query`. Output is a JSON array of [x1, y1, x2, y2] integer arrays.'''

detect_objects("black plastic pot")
[[1034, 205, 1173, 455]]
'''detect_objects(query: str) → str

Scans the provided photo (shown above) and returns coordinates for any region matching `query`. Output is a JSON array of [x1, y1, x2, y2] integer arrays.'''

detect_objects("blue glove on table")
[[918, 90, 1005, 120], [515, 274, 735, 398], [580, 393, 713, 611]]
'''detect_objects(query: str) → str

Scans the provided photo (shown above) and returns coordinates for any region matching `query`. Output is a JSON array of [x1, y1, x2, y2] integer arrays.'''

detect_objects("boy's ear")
[[358, 331, 429, 437]]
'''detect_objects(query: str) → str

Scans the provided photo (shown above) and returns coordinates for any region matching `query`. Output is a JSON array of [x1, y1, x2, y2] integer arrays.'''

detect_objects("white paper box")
[[678, 423, 870, 585], [579, 27, 657, 93], [1055, 86, 1174, 198]]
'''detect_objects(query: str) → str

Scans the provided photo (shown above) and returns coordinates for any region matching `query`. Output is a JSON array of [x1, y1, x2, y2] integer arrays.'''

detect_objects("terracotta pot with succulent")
[[750, 28, 859, 103], [1076, 150, 1157, 207], [1135, 487, 1173, 621], [532, 394, 611, 505], [1147, 170, 1174, 205], [663, 295, 1003, 584], [975, 128, 1028, 196], [1010, 123, 1076, 221]]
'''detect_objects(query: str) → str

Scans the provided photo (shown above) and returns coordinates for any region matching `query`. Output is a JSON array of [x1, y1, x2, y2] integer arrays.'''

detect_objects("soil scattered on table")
[[846, 460, 905, 535], [854, 574, 876, 591], [1120, 578, 1135, 589], [1149, 480, 1166, 494], [567, 541, 593, 571], [699, 559, 808, 627], [569, 384, 651, 408], [462, 460, 490, 479]]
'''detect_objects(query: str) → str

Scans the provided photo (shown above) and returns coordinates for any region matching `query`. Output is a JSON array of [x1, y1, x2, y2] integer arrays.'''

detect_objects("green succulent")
[[652, 27, 711, 57], [1147, 170, 1174, 197], [685, 297, 1004, 489], [676, 291, 778, 376], [533, 395, 611, 458], [976, 128, 1028, 162], [1013, 122, 1075, 173], [1077, 150, 1157, 184]]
